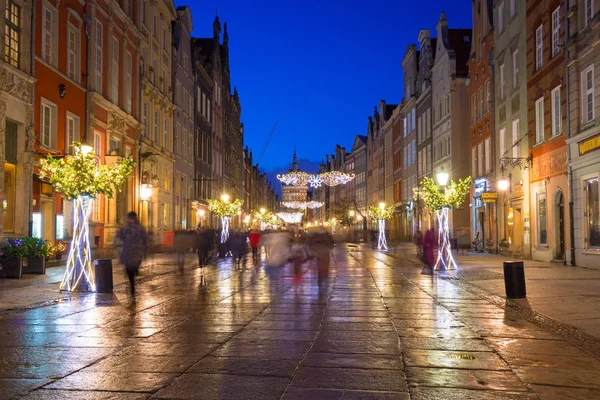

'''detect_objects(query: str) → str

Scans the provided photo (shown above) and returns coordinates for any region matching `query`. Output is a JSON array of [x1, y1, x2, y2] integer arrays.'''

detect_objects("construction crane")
[[256, 121, 279, 165]]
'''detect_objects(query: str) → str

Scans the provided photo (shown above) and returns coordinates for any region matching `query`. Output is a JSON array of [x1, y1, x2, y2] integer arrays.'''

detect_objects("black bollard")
[[503, 261, 526, 299], [94, 259, 113, 293]]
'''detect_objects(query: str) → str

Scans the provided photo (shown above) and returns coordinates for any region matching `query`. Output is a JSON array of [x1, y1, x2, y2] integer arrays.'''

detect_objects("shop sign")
[[579, 133, 600, 156], [481, 191, 498, 203]]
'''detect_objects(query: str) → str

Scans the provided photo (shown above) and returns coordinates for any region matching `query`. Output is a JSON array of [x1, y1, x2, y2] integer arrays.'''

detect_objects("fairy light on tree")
[[414, 172, 472, 270], [39, 142, 134, 292], [207, 194, 243, 243], [368, 202, 395, 251], [253, 208, 273, 231]]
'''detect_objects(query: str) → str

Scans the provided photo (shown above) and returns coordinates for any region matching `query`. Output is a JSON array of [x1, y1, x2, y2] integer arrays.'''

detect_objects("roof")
[[385, 104, 398, 119], [448, 29, 472, 77], [192, 38, 216, 60]]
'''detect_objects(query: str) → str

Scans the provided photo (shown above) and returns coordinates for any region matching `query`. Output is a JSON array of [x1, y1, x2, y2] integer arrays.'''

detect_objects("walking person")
[[308, 227, 334, 286], [230, 230, 248, 269], [174, 225, 188, 272], [196, 226, 210, 268], [116, 212, 148, 301], [249, 228, 262, 261], [423, 227, 437, 270]]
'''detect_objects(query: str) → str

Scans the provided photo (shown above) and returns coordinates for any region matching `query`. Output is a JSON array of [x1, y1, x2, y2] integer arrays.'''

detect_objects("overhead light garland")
[[281, 201, 324, 210], [39, 142, 134, 292], [276, 212, 303, 224], [276, 171, 311, 186], [317, 171, 355, 187]]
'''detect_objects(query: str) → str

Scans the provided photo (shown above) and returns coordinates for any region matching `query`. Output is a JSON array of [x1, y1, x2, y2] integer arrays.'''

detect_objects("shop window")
[[4, 0, 20, 68], [586, 178, 600, 248], [537, 192, 547, 245], [3, 163, 16, 232]]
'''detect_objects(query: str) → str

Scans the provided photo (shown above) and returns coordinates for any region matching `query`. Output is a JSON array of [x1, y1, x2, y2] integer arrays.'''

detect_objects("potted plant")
[[53, 242, 66, 261], [0, 238, 27, 279], [23, 237, 51, 274], [499, 238, 510, 249]]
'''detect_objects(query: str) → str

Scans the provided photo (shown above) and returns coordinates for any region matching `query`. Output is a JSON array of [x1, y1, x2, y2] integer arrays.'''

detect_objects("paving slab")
[[291, 367, 408, 392]]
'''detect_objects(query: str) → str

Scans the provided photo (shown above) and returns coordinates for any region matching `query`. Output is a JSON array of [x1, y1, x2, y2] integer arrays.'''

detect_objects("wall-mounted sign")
[[579, 133, 600, 156], [481, 191, 498, 203]]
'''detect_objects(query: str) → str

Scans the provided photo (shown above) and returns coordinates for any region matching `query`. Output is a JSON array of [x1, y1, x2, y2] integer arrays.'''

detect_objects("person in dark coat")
[[308, 227, 334, 286], [174, 226, 188, 271], [116, 212, 148, 299], [423, 228, 437, 268], [230, 231, 248, 268], [196, 227, 211, 268]]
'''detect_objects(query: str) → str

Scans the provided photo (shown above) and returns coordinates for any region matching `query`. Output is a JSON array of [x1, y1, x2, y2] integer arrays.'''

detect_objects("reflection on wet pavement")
[[1, 247, 599, 399]]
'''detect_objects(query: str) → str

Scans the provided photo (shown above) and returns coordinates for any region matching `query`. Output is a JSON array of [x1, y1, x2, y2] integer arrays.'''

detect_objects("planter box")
[[0, 258, 23, 279], [24, 256, 46, 274]]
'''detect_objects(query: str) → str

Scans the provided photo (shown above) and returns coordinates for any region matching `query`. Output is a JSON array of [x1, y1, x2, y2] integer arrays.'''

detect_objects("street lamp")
[[379, 202, 385, 210], [221, 193, 230, 203], [437, 167, 449, 187], [80, 144, 94, 156], [498, 175, 510, 192], [349, 210, 355, 217]]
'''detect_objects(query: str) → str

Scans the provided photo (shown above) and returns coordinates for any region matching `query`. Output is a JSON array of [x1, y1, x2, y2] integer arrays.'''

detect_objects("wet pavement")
[[1, 245, 600, 399]]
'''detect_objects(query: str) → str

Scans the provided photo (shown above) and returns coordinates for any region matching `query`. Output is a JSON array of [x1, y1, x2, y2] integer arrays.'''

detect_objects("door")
[[41, 199, 54, 242], [556, 191, 565, 260]]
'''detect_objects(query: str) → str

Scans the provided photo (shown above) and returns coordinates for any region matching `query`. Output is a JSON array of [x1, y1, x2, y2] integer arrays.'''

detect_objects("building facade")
[[431, 13, 472, 241], [352, 135, 368, 233], [526, 0, 570, 263], [1, 0, 35, 238], [494, 0, 531, 258], [469, 0, 495, 251], [565, 0, 600, 268]]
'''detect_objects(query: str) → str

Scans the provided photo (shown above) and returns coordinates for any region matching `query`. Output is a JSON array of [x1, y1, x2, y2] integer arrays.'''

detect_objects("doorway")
[[40, 198, 54, 242], [555, 191, 565, 261]]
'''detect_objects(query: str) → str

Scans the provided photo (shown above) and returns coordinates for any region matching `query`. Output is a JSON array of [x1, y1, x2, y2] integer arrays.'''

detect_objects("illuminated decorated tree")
[[253, 208, 273, 231], [415, 175, 472, 270], [368, 203, 395, 251], [40, 142, 134, 291], [207, 195, 243, 243]]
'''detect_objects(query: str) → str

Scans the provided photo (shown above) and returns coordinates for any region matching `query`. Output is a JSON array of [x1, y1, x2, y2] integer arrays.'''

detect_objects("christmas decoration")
[[253, 209, 274, 231], [276, 170, 311, 186], [414, 176, 472, 270], [207, 197, 243, 243], [276, 212, 303, 224], [368, 204, 396, 251], [39, 142, 134, 292], [281, 201, 324, 210], [316, 171, 355, 187]]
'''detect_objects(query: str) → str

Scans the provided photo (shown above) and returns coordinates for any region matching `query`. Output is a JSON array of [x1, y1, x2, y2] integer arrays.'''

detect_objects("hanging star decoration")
[[415, 176, 473, 210], [207, 198, 244, 217], [39, 142, 134, 200]]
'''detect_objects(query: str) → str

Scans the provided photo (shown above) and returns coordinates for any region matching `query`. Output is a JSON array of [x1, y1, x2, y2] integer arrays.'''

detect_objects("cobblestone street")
[[1, 245, 600, 399]]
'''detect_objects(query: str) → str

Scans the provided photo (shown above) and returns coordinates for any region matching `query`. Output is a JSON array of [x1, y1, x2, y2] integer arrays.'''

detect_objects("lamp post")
[[498, 173, 511, 251]]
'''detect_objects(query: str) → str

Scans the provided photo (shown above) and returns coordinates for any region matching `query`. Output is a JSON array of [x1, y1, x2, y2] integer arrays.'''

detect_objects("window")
[[512, 119, 520, 158], [162, 24, 167, 50], [535, 97, 544, 144], [585, 0, 594, 27], [411, 108, 416, 131], [499, 128, 506, 158], [498, 1, 504, 33], [479, 88, 484, 118], [537, 192, 547, 245], [478, 142, 483, 177], [536, 25, 543, 70], [5, 0, 21, 67], [109, 136, 120, 155], [551, 86, 561, 136], [486, 80, 491, 112], [411, 140, 416, 164], [163, 117, 169, 151], [472, 94, 477, 124], [66, 113, 80, 153], [111, 37, 119, 102], [552, 8, 560, 57], [183, 54, 188, 72], [582, 66, 595, 123], [40, 99, 56, 149], [66, 25, 80, 82], [500, 63, 505, 99], [586, 178, 600, 248], [141, 0, 147, 26], [153, 110, 159, 143], [406, 84, 411, 99], [95, 21, 103, 94], [485, 137, 491, 173], [93, 131, 102, 157], [512, 49, 519, 89], [153, 13, 157, 36], [510, 0, 517, 18], [124, 52, 132, 113], [143, 102, 149, 137], [472, 146, 477, 177]]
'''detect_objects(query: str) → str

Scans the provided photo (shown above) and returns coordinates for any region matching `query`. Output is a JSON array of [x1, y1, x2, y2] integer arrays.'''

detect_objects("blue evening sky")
[[177, 0, 472, 173]]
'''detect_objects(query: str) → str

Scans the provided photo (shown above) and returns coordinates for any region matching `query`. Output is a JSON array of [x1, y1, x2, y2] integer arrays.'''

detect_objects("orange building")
[[33, 0, 88, 243], [468, 0, 495, 250], [86, 0, 141, 247]]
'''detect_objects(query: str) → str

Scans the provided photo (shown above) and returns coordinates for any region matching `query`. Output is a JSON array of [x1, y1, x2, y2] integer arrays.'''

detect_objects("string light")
[[277, 171, 311, 186], [276, 212, 303, 224], [316, 171, 355, 187], [281, 201, 324, 209]]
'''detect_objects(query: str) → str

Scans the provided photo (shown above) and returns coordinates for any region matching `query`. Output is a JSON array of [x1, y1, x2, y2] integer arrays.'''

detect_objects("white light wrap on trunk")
[[61, 196, 95, 292]]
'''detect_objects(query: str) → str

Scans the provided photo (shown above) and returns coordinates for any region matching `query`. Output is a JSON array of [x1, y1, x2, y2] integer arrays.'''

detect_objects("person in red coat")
[[249, 228, 262, 261]]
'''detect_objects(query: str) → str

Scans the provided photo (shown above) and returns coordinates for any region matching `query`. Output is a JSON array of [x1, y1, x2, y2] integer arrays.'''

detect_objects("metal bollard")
[[503, 261, 526, 299], [94, 259, 113, 293]]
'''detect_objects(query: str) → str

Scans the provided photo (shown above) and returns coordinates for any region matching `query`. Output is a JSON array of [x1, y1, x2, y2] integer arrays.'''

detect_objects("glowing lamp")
[[349, 210, 355, 217], [379, 202, 385, 210], [140, 184, 152, 201], [498, 176, 510, 191], [199, 209, 206, 217], [437, 167, 449, 186], [80, 144, 94, 156], [260, 207, 266, 214], [221, 194, 230, 202]]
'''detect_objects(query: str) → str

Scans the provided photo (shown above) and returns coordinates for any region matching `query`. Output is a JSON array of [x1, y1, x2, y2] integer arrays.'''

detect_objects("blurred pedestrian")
[[423, 227, 436, 268], [308, 227, 334, 286], [415, 230, 423, 256], [371, 229, 378, 250], [174, 225, 188, 271], [116, 212, 148, 300], [230, 230, 248, 268], [196, 226, 211, 268], [249, 228, 262, 261]]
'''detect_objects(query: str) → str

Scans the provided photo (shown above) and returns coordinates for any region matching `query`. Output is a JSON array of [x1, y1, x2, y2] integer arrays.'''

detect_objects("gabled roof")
[[351, 135, 367, 152], [448, 29, 472, 77]]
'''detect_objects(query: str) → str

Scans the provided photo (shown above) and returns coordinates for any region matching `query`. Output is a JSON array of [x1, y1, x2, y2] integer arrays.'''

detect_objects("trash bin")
[[503, 261, 526, 299], [94, 259, 113, 293]]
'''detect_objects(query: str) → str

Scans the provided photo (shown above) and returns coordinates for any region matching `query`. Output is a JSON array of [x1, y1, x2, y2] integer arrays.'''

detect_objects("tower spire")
[[292, 147, 298, 171]]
